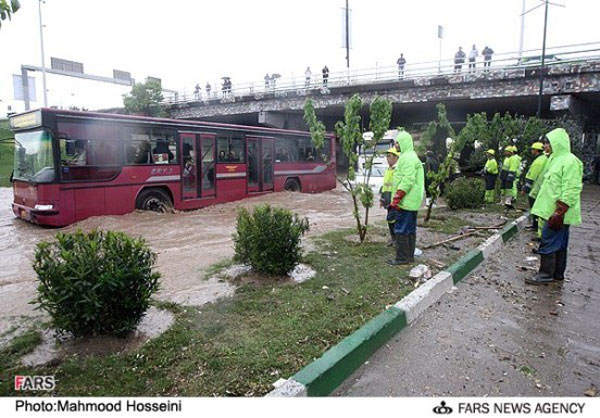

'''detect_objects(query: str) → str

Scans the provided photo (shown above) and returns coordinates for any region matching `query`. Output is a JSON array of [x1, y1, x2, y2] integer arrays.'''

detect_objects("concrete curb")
[[267, 214, 529, 397]]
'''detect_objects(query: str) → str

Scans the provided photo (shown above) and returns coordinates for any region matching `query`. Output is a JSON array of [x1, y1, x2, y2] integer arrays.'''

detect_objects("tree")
[[304, 94, 392, 242], [420, 103, 462, 222], [0, 0, 20, 29], [122, 80, 166, 117]]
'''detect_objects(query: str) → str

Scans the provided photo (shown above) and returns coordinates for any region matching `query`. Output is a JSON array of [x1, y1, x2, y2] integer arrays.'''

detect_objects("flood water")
[[0, 186, 383, 332]]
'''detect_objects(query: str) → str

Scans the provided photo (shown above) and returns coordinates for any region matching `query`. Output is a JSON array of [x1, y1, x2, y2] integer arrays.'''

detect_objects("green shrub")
[[33, 230, 160, 337], [233, 204, 309, 275], [445, 177, 485, 210]]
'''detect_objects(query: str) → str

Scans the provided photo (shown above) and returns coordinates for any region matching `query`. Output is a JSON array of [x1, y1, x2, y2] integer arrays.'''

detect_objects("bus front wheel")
[[136, 189, 173, 213]]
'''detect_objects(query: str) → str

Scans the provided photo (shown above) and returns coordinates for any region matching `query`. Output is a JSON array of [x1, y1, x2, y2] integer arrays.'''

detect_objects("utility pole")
[[438, 25, 444, 74], [536, 0, 549, 118], [345, 0, 350, 82], [518, 0, 526, 64], [520, 0, 564, 118], [38, 0, 48, 108]]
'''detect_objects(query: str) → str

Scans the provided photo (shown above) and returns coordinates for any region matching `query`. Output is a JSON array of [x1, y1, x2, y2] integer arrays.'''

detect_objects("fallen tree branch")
[[423, 230, 480, 249], [464, 220, 508, 231], [516, 265, 537, 271], [424, 257, 446, 268]]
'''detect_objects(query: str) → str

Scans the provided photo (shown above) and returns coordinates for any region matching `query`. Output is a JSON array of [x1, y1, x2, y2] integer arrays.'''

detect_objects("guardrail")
[[164, 41, 600, 105]]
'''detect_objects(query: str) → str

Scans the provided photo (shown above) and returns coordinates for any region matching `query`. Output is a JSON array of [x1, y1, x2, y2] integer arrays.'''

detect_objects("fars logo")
[[14, 376, 56, 391]]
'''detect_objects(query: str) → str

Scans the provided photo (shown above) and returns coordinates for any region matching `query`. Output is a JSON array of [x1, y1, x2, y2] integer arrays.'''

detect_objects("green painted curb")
[[292, 307, 407, 396], [501, 223, 518, 243], [446, 249, 484, 284]]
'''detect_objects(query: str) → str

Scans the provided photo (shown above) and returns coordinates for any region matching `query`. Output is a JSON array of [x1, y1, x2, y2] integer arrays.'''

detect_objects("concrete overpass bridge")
[[168, 43, 600, 134]]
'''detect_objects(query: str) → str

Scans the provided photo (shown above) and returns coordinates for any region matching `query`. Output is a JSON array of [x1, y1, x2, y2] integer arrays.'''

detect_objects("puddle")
[[21, 307, 174, 367]]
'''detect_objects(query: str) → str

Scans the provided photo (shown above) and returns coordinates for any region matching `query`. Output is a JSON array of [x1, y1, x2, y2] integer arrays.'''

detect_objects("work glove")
[[547, 200, 569, 231], [390, 190, 406, 210]]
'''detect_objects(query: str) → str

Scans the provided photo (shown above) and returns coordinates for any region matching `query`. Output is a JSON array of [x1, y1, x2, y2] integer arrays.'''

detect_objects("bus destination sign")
[[9, 111, 42, 130]]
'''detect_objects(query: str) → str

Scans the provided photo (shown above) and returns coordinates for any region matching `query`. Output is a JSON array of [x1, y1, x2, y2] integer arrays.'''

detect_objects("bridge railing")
[[164, 41, 600, 105]]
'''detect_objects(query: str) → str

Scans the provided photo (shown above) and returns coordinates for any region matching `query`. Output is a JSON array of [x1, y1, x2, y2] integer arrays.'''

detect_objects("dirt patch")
[[165, 277, 235, 306], [21, 307, 174, 367]]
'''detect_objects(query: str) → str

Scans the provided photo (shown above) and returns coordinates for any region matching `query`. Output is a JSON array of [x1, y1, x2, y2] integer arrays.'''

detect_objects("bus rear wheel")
[[136, 189, 173, 213], [284, 178, 301, 192]]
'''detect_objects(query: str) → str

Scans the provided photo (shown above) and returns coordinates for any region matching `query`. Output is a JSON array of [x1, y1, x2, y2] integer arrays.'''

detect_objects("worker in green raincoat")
[[521, 142, 548, 230], [483, 149, 498, 204], [500, 146, 519, 208], [380, 148, 401, 246], [527, 128, 583, 284], [387, 131, 425, 265], [511, 145, 522, 200]]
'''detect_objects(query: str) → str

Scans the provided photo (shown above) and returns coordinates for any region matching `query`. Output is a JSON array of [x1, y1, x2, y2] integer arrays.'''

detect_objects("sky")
[[1, 0, 598, 115]]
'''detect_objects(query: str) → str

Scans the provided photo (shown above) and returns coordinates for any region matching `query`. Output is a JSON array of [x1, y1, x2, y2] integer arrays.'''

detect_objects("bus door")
[[199, 134, 216, 198], [180, 133, 216, 199], [246, 137, 274, 192]]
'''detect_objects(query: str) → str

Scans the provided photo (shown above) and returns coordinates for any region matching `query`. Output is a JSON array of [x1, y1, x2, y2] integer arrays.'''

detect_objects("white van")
[[353, 130, 398, 193]]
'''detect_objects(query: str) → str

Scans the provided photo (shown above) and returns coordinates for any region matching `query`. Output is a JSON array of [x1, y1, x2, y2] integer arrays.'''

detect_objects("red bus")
[[9, 108, 336, 227]]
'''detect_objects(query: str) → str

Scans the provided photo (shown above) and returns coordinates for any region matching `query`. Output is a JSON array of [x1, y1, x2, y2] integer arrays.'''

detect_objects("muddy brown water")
[[0, 185, 385, 335]]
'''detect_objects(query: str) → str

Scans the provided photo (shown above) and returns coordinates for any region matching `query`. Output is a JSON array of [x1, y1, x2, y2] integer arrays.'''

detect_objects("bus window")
[[57, 121, 122, 181], [124, 127, 177, 165], [217, 134, 245, 163]]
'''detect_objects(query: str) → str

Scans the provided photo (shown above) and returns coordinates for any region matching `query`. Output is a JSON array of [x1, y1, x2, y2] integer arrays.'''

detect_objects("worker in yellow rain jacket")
[[510, 145, 522, 202], [521, 142, 548, 230], [388, 131, 425, 265], [527, 128, 583, 284], [483, 149, 498, 204], [500, 146, 519, 208], [379, 148, 401, 246]]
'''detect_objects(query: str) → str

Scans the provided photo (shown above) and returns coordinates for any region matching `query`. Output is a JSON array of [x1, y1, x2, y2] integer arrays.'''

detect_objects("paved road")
[[336, 185, 600, 397]]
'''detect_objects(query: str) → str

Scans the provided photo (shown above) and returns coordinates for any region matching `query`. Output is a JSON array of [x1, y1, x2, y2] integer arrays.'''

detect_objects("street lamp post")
[[38, 0, 48, 108], [536, 0, 549, 118]]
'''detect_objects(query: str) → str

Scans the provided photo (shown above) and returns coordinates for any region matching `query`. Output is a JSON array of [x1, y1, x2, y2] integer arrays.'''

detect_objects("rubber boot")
[[407, 234, 416, 262], [525, 253, 556, 284], [387, 223, 396, 247], [554, 249, 567, 281], [525, 215, 538, 231], [387, 235, 410, 265]]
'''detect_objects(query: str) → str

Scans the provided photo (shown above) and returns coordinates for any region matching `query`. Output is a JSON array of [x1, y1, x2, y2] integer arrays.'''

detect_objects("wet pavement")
[[0, 185, 384, 335], [336, 185, 600, 396]]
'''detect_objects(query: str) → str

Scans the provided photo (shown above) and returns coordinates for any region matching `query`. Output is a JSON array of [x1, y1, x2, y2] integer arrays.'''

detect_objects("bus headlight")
[[34, 204, 54, 211]]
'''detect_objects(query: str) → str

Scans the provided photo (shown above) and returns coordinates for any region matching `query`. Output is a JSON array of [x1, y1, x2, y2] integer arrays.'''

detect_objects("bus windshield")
[[13, 130, 55, 183]]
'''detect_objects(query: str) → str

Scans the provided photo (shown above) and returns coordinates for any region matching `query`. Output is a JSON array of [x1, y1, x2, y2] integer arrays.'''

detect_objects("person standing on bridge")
[[305, 67, 312, 88], [527, 128, 583, 284], [521, 142, 548, 231], [387, 131, 425, 266], [397, 53, 406, 78], [482, 46, 494, 71], [454, 47, 466, 73], [468, 45, 478, 72], [205, 82, 212, 98], [322, 65, 329, 87]]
